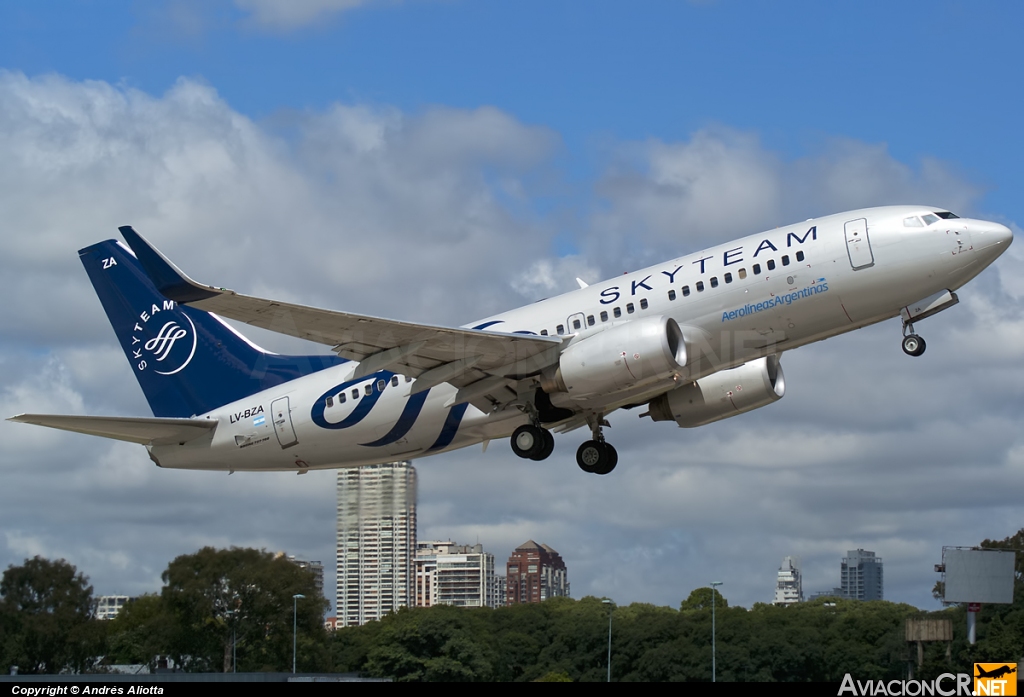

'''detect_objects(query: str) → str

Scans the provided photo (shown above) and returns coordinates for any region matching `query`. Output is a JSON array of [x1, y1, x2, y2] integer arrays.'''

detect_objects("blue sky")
[[2, 0, 1023, 613], [5, 1, 1020, 205]]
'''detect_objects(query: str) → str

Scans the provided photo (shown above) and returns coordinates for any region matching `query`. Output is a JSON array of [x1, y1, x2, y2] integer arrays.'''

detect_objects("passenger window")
[[767, 260, 776, 271], [639, 298, 649, 310], [782, 255, 790, 266], [613, 307, 622, 318], [540, 329, 548, 336], [365, 385, 373, 396], [682, 285, 690, 297], [626, 303, 635, 314], [724, 273, 732, 283], [339, 392, 347, 403], [668, 290, 676, 301], [710, 277, 719, 288], [572, 319, 582, 330], [696, 281, 705, 292], [587, 315, 595, 326], [557, 324, 565, 335], [326, 396, 334, 408], [391, 376, 399, 387], [405, 376, 412, 383], [753, 264, 761, 275], [796, 251, 805, 262], [352, 389, 359, 400], [600, 311, 608, 322], [738, 268, 747, 280]]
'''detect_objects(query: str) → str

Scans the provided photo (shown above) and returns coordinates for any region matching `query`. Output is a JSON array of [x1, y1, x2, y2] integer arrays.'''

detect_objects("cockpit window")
[[903, 216, 923, 227], [921, 213, 940, 226], [935, 211, 960, 219]]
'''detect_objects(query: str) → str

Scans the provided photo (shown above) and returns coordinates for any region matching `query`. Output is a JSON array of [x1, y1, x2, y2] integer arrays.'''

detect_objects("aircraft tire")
[[511, 424, 545, 459], [593, 443, 618, 475], [576, 440, 602, 472], [902, 334, 926, 357], [577, 440, 617, 474], [530, 429, 555, 461]]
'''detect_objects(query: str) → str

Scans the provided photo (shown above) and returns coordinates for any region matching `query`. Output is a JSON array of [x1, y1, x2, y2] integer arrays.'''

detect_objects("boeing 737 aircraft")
[[9, 206, 1013, 475]]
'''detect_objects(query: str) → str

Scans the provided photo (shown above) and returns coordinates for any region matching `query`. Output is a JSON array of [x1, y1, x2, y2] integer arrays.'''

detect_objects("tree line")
[[1, 531, 1021, 680]]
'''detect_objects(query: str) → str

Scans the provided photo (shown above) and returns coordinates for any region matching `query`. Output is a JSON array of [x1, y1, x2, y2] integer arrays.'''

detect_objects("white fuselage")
[[149, 206, 1011, 471]]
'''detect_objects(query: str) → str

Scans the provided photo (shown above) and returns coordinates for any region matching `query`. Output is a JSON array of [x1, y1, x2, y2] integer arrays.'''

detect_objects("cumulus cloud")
[[2, 71, 1021, 611], [585, 127, 984, 274]]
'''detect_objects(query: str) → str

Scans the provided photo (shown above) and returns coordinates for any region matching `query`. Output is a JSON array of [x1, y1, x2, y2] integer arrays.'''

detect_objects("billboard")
[[943, 548, 1016, 605]]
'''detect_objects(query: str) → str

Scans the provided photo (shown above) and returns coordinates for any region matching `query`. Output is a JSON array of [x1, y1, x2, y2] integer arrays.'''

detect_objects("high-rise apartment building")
[[336, 462, 417, 627], [506, 540, 569, 604], [773, 556, 803, 605], [841, 549, 883, 601], [415, 540, 500, 609]]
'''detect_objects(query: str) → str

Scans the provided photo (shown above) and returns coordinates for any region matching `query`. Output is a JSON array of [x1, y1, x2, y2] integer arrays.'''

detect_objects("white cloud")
[[585, 127, 984, 274], [234, 0, 378, 30]]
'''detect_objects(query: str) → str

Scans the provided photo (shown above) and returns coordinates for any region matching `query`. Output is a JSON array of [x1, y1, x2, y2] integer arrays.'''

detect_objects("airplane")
[[975, 665, 1017, 679], [8, 206, 1013, 476]]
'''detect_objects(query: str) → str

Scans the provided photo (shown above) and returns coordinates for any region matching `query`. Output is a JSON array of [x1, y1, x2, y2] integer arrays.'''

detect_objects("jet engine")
[[643, 355, 785, 428], [540, 315, 688, 401]]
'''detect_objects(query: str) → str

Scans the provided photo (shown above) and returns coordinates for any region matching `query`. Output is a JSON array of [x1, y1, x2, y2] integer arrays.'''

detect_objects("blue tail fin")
[[80, 240, 346, 418]]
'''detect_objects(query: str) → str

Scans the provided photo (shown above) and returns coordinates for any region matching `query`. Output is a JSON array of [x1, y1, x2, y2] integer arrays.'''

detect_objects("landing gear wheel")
[[593, 442, 618, 475], [511, 425, 545, 459], [530, 429, 555, 461], [902, 334, 926, 357], [576, 440, 617, 474]]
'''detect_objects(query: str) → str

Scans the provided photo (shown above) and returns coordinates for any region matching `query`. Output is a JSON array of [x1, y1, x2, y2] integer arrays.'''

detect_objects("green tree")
[[363, 605, 494, 681], [104, 594, 176, 671], [680, 587, 727, 612], [0, 556, 104, 674], [160, 547, 328, 672]]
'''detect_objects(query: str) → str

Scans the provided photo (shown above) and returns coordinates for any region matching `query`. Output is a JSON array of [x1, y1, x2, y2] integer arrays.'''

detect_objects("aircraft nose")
[[973, 220, 1013, 258]]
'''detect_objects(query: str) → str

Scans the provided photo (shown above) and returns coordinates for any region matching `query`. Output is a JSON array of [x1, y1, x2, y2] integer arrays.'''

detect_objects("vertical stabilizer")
[[79, 240, 345, 418]]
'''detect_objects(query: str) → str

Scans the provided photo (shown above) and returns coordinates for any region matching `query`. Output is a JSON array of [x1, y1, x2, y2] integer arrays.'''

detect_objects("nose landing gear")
[[901, 320, 926, 357]]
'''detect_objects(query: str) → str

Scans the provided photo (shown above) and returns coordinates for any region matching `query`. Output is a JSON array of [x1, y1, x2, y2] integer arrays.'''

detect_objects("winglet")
[[118, 226, 221, 303], [576, 277, 589, 289]]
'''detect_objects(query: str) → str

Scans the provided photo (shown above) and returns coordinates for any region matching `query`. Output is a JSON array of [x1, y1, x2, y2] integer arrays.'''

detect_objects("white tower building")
[[336, 462, 417, 626], [774, 556, 803, 605]]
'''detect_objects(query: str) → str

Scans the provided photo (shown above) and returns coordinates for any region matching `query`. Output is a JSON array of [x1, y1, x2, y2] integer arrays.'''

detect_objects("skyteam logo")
[[129, 300, 198, 375]]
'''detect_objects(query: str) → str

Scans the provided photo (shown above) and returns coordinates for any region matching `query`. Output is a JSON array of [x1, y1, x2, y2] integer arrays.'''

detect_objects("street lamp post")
[[292, 594, 305, 674], [602, 599, 613, 682], [710, 581, 723, 682], [225, 609, 236, 674]]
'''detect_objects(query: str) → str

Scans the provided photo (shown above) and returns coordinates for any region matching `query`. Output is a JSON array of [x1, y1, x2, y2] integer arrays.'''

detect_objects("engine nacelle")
[[541, 315, 688, 401], [644, 355, 785, 428]]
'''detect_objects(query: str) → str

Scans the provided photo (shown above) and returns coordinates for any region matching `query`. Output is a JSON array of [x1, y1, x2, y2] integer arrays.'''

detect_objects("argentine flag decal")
[[253, 415, 266, 427]]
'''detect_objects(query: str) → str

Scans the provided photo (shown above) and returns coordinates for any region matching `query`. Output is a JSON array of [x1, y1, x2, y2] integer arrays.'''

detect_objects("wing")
[[119, 227, 563, 408], [7, 414, 217, 446]]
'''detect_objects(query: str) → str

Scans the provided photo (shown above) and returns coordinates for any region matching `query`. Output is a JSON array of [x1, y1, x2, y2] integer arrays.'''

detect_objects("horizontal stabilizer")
[[7, 414, 217, 446]]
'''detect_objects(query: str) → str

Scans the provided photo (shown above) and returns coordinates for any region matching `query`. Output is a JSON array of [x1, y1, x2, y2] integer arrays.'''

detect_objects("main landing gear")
[[508, 414, 618, 475], [576, 414, 617, 476], [510, 424, 555, 461], [901, 319, 927, 357]]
